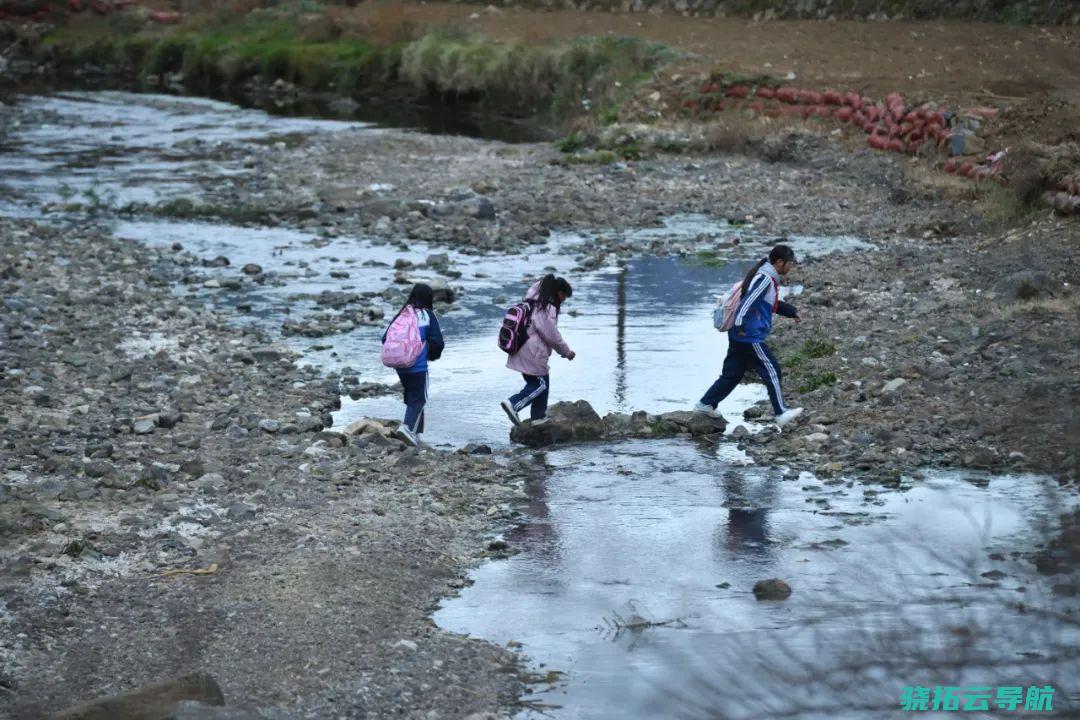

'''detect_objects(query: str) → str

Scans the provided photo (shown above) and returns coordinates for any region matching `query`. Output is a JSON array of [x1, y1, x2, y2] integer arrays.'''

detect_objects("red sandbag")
[[907, 130, 924, 144], [797, 89, 823, 105], [886, 92, 904, 106], [899, 121, 914, 136], [868, 134, 889, 150], [958, 162, 975, 177], [904, 110, 920, 124], [150, 10, 181, 23], [756, 87, 776, 99], [888, 138, 904, 153], [864, 106, 881, 122], [782, 104, 806, 116], [726, 85, 750, 99], [844, 92, 863, 110], [776, 87, 798, 103], [765, 107, 783, 118], [823, 90, 844, 106], [91, 0, 107, 13], [699, 81, 720, 95], [944, 158, 958, 173], [809, 105, 831, 118], [834, 107, 854, 122], [67, 0, 82, 10]]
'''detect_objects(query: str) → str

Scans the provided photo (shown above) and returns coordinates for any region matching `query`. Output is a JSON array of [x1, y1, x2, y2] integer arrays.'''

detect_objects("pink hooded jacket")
[[506, 281, 572, 376]]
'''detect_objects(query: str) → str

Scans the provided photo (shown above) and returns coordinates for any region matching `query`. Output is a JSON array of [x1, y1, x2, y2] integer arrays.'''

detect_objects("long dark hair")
[[390, 283, 434, 326], [741, 243, 796, 294], [535, 274, 573, 313]]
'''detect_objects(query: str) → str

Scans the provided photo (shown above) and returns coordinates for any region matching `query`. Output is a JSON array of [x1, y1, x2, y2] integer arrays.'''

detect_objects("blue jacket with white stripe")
[[730, 263, 798, 344]]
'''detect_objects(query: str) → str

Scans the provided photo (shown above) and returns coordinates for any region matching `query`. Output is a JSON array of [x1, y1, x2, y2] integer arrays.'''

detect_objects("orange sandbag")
[[756, 87, 776, 99], [834, 107, 854, 122], [888, 138, 904, 153], [868, 134, 889, 150], [797, 89, 823, 105], [844, 92, 863, 109], [823, 90, 844, 105]]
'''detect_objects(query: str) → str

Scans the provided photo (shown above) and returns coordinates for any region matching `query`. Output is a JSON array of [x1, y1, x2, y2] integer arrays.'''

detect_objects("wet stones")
[[241, 263, 263, 276], [201, 256, 230, 268], [510, 401, 728, 447], [752, 578, 792, 601]]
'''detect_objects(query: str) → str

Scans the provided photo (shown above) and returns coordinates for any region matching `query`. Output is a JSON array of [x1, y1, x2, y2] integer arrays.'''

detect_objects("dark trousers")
[[700, 341, 788, 416], [397, 370, 428, 433], [509, 374, 549, 420]]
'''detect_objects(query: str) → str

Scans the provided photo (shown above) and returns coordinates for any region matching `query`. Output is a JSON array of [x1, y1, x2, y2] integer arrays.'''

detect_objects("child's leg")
[[700, 343, 750, 408], [510, 374, 547, 413], [749, 342, 787, 415], [529, 374, 550, 420], [400, 371, 427, 432]]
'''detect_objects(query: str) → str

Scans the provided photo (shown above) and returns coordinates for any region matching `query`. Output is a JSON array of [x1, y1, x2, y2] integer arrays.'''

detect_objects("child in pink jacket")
[[500, 275, 576, 426]]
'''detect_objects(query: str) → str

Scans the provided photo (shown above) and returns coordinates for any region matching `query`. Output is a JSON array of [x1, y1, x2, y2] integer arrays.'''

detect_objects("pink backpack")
[[381, 307, 423, 368]]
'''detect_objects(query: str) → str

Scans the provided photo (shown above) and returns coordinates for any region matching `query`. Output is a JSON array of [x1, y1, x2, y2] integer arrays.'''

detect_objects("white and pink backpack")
[[381, 307, 423, 368], [713, 281, 745, 332]]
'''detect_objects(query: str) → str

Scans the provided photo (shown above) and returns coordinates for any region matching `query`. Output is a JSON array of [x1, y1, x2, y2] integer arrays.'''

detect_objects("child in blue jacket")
[[695, 244, 804, 428], [383, 284, 444, 446]]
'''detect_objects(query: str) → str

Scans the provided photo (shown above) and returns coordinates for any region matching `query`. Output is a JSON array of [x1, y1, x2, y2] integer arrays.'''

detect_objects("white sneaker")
[[530, 417, 550, 426], [394, 426, 418, 447], [693, 402, 720, 417], [500, 399, 522, 426], [775, 407, 804, 428]]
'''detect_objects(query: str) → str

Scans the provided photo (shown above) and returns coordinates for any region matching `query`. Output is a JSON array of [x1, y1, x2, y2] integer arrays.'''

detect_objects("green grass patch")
[[797, 372, 838, 394], [42, 11, 672, 124], [562, 150, 618, 165], [800, 337, 836, 359], [556, 131, 588, 153]]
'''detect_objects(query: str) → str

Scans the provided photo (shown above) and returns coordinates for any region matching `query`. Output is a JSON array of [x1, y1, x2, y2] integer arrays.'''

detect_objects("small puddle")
[[435, 441, 1079, 718]]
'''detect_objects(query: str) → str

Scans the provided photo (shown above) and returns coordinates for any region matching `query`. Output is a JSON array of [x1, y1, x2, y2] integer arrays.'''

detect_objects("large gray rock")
[[47, 673, 224, 720], [650, 410, 728, 437], [510, 401, 603, 447]]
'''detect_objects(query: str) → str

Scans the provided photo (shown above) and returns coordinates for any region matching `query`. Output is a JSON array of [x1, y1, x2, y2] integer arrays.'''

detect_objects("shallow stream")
[[1, 92, 1075, 718]]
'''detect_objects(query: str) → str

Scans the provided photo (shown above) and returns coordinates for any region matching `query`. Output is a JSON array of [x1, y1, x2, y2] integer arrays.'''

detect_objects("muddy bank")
[[0, 217, 533, 719]]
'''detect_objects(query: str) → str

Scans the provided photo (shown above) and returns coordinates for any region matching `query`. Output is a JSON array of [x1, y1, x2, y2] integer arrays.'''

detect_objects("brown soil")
[[348, 2, 1080, 145]]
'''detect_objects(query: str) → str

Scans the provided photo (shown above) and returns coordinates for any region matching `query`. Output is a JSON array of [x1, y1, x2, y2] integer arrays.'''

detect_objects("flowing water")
[[2, 92, 1075, 718]]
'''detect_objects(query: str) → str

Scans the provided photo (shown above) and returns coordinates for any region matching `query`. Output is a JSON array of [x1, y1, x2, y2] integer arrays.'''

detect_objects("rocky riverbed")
[[0, 85, 1077, 720], [0, 218, 535, 719], [156, 109, 1078, 480]]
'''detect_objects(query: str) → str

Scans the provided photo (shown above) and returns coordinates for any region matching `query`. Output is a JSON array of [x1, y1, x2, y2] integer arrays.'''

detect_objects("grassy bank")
[[37, 8, 672, 123]]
